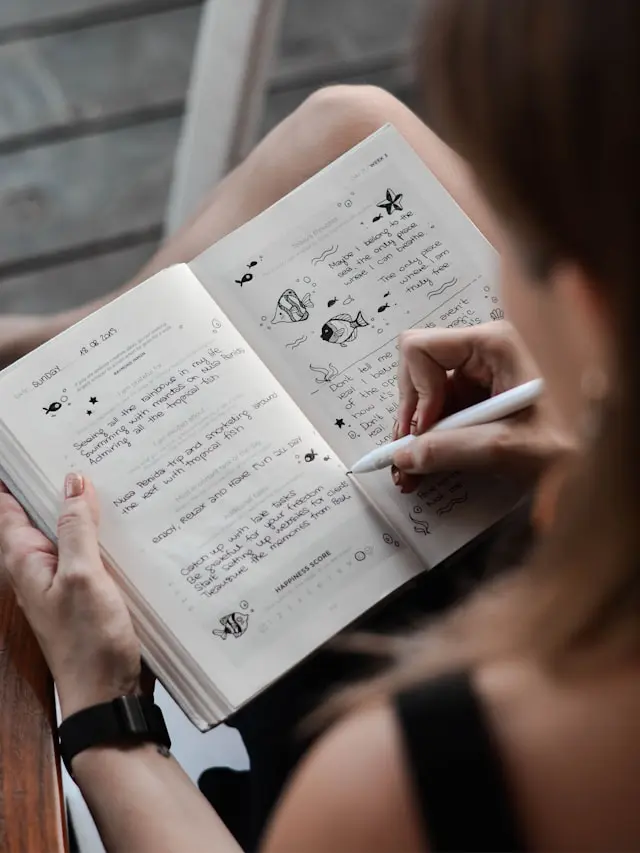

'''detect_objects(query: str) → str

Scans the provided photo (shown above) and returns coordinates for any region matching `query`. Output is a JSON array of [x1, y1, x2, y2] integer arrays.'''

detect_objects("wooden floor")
[[0, 0, 422, 316]]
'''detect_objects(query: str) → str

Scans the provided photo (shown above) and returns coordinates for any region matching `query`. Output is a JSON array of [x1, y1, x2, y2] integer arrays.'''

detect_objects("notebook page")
[[0, 266, 423, 709], [191, 125, 516, 565]]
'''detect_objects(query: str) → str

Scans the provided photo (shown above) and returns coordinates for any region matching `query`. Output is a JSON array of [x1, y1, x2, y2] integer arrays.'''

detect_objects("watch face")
[[115, 695, 149, 733]]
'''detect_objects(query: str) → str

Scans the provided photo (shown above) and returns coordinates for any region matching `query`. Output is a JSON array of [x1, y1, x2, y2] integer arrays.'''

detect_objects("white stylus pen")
[[349, 378, 544, 475]]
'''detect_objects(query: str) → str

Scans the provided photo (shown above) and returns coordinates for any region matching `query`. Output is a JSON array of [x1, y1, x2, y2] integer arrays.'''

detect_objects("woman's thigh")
[[132, 85, 500, 287]]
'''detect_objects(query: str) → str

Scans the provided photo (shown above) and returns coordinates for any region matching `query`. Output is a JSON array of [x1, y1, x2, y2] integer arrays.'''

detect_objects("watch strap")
[[59, 695, 171, 777]]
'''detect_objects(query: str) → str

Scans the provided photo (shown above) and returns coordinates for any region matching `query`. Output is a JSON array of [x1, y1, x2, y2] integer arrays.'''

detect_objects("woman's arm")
[[72, 744, 241, 853], [69, 706, 421, 853], [262, 706, 423, 853]]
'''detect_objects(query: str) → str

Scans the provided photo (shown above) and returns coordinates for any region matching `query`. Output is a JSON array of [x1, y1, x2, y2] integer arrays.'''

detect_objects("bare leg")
[[0, 85, 499, 366]]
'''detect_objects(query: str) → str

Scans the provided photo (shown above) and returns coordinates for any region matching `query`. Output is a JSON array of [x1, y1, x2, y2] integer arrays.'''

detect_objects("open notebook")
[[0, 126, 514, 729]]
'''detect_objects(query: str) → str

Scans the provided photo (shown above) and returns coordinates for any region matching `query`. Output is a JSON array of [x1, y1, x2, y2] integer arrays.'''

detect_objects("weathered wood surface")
[[0, 571, 65, 853], [0, 0, 200, 39], [275, 0, 422, 86], [166, 0, 286, 232], [0, 0, 421, 150], [0, 118, 178, 274], [0, 8, 200, 150], [0, 0, 421, 310], [0, 243, 156, 314], [0, 56, 414, 290]]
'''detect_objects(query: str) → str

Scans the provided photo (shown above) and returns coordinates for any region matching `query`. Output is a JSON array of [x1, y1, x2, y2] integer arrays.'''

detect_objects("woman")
[[2, 0, 639, 849]]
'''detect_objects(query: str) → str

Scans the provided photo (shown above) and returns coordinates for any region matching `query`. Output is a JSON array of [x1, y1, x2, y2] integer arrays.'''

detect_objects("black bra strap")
[[395, 671, 525, 852]]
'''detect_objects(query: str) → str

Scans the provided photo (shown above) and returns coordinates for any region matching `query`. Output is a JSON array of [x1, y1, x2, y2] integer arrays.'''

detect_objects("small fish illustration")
[[304, 449, 317, 462], [372, 213, 384, 223], [247, 260, 258, 268], [235, 273, 253, 287], [327, 297, 338, 308], [212, 612, 249, 640], [272, 289, 313, 323], [321, 311, 369, 347], [383, 290, 390, 298], [43, 401, 62, 415], [377, 303, 390, 313]]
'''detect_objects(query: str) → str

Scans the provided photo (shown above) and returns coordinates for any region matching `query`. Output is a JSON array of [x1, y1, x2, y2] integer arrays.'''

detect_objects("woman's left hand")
[[0, 474, 142, 720]]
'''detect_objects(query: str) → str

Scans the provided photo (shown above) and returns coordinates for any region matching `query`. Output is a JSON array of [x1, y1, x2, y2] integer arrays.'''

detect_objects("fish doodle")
[[383, 290, 390, 298], [43, 401, 62, 415], [321, 312, 369, 347], [304, 449, 317, 462], [235, 273, 253, 287], [272, 289, 313, 324], [327, 297, 338, 308], [212, 612, 249, 640], [377, 303, 390, 313]]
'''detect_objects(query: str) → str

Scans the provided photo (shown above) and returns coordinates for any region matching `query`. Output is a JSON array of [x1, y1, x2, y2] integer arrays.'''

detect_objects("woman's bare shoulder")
[[262, 703, 425, 853], [475, 658, 640, 850]]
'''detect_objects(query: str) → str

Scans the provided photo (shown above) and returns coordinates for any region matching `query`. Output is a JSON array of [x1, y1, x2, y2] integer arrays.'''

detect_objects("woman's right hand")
[[392, 321, 574, 493]]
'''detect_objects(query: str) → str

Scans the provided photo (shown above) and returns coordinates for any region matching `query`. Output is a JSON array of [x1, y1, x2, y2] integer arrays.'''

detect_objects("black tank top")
[[395, 670, 526, 852]]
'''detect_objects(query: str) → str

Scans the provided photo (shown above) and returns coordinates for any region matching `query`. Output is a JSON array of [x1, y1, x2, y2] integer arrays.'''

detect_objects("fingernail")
[[64, 473, 84, 499], [391, 465, 401, 486]]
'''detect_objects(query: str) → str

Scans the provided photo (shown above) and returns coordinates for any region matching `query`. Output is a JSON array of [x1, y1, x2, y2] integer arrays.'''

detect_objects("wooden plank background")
[[0, 8, 199, 150], [0, 0, 421, 316], [0, 0, 200, 39], [0, 571, 65, 853]]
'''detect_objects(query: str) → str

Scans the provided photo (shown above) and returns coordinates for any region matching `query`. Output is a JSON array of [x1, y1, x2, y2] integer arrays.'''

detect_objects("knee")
[[295, 85, 406, 156]]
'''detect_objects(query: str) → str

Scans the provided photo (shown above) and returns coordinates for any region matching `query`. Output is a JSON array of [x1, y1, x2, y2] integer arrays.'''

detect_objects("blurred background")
[[0, 0, 423, 317]]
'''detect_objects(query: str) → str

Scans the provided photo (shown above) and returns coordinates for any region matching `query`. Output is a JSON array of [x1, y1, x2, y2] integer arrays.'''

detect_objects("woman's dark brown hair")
[[331, 0, 640, 711]]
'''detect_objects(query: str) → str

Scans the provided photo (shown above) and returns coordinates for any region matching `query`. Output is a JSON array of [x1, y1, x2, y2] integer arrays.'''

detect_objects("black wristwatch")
[[59, 695, 171, 777]]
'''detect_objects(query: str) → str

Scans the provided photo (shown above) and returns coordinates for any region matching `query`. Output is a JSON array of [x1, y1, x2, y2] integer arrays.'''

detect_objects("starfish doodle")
[[89, 396, 98, 405], [377, 188, 403, 216], [335, 418, 345, 428]]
